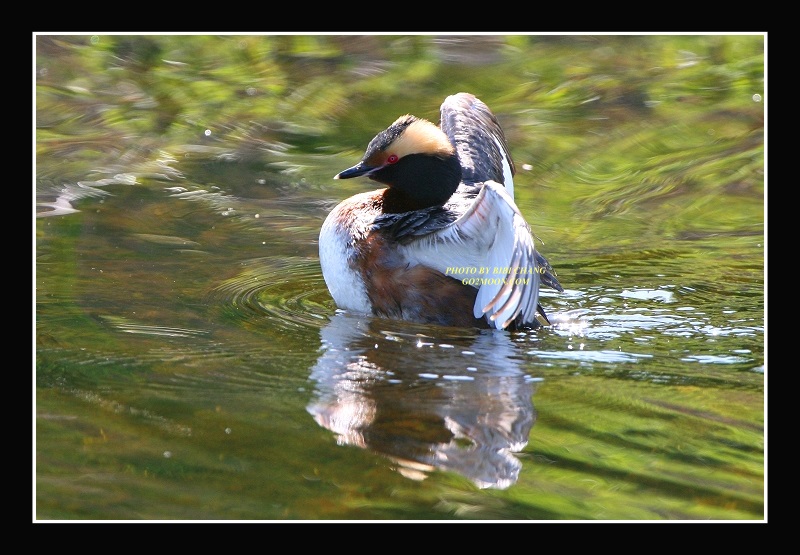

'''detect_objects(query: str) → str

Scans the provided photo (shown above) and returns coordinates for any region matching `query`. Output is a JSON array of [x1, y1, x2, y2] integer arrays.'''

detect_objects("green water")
[[35, 34, 765, 521]]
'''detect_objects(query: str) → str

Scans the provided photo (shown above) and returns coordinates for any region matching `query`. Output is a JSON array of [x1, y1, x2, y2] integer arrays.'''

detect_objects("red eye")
[[386, 154, 399, 164]]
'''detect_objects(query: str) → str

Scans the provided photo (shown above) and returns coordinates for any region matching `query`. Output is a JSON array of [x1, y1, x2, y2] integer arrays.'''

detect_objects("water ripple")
[[65, 387, 194, 437], [545, 284, 762, 342], [527, 348, 652, 364], [99, 315, 210, 338], [207, 256, 331, 331], [36, 180, 113, 217]]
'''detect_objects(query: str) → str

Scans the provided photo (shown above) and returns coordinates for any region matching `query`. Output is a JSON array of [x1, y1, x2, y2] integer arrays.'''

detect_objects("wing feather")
[[400, 181, 543, 329], [440, 93, 515, 192]]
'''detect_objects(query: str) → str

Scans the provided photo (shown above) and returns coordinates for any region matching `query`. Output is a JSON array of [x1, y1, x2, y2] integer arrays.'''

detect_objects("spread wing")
[[440, 92, 515, 195], [395, 181, 552, 329]]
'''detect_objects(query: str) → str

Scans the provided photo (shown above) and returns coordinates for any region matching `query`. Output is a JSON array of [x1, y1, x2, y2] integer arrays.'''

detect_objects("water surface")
[[35, 34, 765, 521]]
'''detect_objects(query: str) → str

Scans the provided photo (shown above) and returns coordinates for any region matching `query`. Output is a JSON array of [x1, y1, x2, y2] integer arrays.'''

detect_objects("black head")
[[334, 115, 462, 211]]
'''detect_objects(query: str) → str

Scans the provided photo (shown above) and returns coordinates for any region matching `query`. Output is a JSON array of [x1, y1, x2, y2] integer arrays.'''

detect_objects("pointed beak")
[[334, 161, 376, 180]]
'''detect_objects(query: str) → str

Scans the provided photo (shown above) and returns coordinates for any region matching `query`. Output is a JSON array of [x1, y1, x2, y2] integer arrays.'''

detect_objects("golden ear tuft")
[[392, 118, 454, 158]]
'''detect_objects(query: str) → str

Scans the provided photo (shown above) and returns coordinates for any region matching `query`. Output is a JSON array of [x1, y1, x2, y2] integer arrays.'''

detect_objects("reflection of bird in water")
[[319, 92, 562, 330], [307, 312, 540, 489]]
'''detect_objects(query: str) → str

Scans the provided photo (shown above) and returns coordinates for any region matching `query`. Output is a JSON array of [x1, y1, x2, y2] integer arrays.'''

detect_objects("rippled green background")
[[35, 34, 765, 521]]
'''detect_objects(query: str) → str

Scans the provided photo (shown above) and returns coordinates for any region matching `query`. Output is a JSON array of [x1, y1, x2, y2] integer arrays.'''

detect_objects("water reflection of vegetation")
[[36, 35, 763, 186]]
